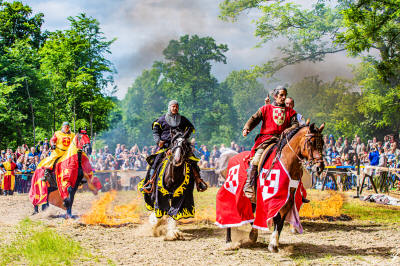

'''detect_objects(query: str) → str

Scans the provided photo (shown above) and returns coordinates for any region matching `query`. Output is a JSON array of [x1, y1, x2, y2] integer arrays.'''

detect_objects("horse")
[[140, 130, 196, 240], [29, 129, 98, 218], [223, 123, 325, 252], [214, 149, 238, 180]]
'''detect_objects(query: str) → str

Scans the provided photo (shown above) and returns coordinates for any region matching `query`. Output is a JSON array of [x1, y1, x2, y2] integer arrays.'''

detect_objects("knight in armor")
[[242, 86, 299, 200], [37, 122, 75, 180], [142, 100, 208, 192]]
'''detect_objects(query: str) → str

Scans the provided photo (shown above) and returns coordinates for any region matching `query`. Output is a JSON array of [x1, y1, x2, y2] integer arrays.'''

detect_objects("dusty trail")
[[0, 192, 399, 265]]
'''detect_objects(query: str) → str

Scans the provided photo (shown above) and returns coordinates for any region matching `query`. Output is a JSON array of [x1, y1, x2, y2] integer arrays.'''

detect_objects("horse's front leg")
[[164, 216, 184, 241], [65, 187, 75, 218], [269, 213, 285, 252], [268, 190, 295, 252]]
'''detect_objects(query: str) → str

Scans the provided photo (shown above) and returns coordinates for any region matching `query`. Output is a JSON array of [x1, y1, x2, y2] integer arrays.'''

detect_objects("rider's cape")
[[215, 151, 254, 227], [138, 157, 196, 220], [29, 141, 93, 206], [216, 150, 306, 233]]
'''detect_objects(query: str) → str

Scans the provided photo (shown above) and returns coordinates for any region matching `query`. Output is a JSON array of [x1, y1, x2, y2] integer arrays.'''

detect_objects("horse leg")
[[65, 187, 75, 218], [164, 216, 184, 241], [226, 228, 232, 243], [249, 203, 258, 243], [268, 213, 286, 253]]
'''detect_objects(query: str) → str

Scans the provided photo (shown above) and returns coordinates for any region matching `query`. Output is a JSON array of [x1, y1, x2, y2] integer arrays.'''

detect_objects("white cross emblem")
[[259, 169, 280, 200], [272, 107, 285, 126], [224, 164, 240, 195]]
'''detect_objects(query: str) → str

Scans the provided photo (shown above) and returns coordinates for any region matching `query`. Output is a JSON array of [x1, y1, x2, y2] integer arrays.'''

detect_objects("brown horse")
[[145, 130, 196, 240], [225, 123, 325, 252]]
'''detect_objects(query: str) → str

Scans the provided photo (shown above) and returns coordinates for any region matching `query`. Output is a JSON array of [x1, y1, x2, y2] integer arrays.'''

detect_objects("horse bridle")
[[286, 127, 324, 165], [171, 136, 187, 166], [303, 130, 324, 164]]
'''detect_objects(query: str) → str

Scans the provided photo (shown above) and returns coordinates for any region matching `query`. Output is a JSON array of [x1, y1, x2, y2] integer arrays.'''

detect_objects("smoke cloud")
[[27, 0, 357, 98]]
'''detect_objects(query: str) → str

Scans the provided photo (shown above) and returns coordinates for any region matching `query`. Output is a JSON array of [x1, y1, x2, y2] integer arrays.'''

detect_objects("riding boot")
[[244, 164, 258, 202], [302, 197, 310, 203], [141, 169, 155, 193], [32, 205, 39, 215], [193, 164, 208, 192], [43, 168, 51, 182]]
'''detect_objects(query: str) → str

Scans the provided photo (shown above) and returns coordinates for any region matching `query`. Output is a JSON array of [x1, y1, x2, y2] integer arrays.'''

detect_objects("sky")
[[25, 0, 357, 99]]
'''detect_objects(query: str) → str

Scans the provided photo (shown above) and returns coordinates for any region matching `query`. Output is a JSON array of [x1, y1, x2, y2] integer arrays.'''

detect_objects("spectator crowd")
[[1, 132, 399, 195]]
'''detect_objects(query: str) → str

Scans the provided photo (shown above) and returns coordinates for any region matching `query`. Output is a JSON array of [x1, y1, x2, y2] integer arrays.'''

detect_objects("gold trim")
[[157, 159, 170, 196], [172, 207, 195, 220], [173, 162, 190, 198]]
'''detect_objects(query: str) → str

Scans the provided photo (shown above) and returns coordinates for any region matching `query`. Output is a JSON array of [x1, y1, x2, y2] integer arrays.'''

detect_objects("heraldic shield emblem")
[[272, 107, 285, 126]]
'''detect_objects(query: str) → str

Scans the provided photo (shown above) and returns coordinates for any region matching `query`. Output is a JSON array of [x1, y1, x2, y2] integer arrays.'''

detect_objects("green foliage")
[[220, 0, 345, 76], [0, 218, 93, 265], [0, 3, 116, 150], [220, 70, 266, 146], [288, 76, 366, 139], [40, 13, 116, 135], [337, 0, 400, 85]]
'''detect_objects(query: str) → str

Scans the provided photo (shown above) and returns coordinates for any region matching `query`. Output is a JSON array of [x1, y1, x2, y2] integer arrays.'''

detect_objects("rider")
[[242, 86, 299, 200], [0, 155, 17, 195], [38, 122, 75, 180], [142, 100, 207, 192]]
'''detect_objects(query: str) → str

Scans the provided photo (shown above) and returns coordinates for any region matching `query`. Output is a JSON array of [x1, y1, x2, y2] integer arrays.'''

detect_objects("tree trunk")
[[25, 80, 35, 145]]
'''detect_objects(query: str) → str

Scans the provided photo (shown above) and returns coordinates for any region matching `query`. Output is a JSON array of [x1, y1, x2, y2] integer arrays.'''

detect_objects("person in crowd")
[[20, 164, 32, 193], [0, 155, 17, 195], [115, 144, 122, 156], [285, 97, 306, 125], [211, 145, 221, 159], [200, 145, 210, 161]]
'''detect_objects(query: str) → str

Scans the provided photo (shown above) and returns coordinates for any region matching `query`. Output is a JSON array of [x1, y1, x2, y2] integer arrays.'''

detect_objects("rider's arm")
[[283, 113, 300, 134], [152, 121, 162, 145], [243, 108, 263, 133], [50, 133, 57, 149]]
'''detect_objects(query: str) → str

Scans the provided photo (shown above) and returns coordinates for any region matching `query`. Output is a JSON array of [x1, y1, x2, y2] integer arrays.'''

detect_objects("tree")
[[337, 0, 400, 86], [40, 14, 116, 135], [0, 1, 48, 148], [219, 0, 346, 76], [154, 35, 229, 143], [220, 70, 266, 146]]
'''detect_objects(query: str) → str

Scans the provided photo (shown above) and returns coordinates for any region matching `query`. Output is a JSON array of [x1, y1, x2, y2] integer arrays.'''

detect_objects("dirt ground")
[[0, 191, 399, 265]]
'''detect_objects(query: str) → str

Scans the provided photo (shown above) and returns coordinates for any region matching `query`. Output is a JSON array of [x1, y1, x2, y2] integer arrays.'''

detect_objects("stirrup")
[[196, 180, 208, 192]]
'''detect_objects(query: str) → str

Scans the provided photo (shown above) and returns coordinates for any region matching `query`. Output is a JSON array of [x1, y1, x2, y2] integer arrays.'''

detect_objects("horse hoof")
[[249, 229, 258, 243], [268, 244, 279, 253], [224, 242, 240, 251], [164, 230, 184, 241]]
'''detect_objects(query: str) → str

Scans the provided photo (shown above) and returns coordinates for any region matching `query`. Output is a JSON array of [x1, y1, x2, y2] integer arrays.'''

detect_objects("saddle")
[[257, 141, 279, 173]]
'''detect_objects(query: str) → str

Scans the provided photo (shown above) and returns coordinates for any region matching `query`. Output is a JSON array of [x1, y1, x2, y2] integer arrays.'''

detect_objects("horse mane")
[[276, 125, 308, 153]]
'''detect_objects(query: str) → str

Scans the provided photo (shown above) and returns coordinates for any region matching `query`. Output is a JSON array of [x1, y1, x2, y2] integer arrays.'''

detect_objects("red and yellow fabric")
[[1, 161, 17, 191], [38, 131, 75, 170], [29, 168, 48, 206], [249, 104, 296, 158], [55, 142, 93, 200]]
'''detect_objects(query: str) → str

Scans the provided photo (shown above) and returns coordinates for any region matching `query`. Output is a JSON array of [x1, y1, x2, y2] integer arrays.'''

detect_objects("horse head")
[[300, 123, 325, 175], [76, 128, 92, 155], [170, 129, 190, 167]]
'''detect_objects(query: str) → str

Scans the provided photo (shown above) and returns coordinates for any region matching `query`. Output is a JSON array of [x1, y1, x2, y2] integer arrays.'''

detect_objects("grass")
[[0, 218, 96, 265], [342, 199, 400, 225]]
